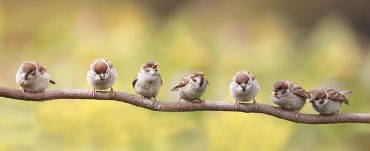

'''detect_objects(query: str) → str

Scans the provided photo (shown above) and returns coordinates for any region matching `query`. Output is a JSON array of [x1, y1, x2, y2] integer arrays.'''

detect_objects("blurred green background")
[[1, 0, 370, 150]]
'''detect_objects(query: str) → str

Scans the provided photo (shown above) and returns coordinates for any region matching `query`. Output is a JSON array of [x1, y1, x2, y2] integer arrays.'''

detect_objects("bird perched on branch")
[[132, 61, 162, 106], [272, 81, 310, 118], [87, 58, 117, 96], [229, 71, 260, 109], [309, 88, 351, 116], [171, 71, 209, 108], [16, 61, 55, 93]]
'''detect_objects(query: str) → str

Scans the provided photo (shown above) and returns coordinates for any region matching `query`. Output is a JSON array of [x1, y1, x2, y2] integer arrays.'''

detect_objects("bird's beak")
[[200, 73, 205, 78], [99, 75, 104, 80], [153, 64, 158, 69], [152, 64, 159, 71]]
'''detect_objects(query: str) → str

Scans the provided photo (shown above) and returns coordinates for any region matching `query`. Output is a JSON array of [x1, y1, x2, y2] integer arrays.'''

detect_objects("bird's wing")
[[290, 84, 311, 99], [132, 76, 138, 89], [159, 74, 163, 85], [36, 63, 47, 74], [327, 89, 350, 105], [248, 72, 255, 80], [171, 77, 189, 91]]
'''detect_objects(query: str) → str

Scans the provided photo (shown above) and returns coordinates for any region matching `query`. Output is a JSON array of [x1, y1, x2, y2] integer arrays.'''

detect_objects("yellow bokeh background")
[[1, 0, 370, 151]]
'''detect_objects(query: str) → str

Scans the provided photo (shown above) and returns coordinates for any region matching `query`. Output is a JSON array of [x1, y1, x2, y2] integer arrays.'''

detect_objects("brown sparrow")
[[16, 61, 55, 93], [272, 81, 310, 117], [171, 71, 209, 108], [229, 71, 260, 109], [87, 58, 117, 96], [309, 88, 351, 115], [132, 61, 162, 105]]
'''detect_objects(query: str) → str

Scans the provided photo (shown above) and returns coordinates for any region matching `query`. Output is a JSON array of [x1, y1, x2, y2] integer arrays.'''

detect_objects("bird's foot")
[[110, 87, 115, 97], [335, 112, 341, 120], [252, 99, 258, 109], [177, 98, 182, 110], [92, 89, 97, 97], [235, 100, 240, 110], [294, 110, 300, 119]]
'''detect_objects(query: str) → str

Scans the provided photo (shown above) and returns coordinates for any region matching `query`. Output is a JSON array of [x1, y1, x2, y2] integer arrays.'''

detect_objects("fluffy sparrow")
[[309, 88, 351, 115], [229, 71, 260, 109], [16, 61, 55, 93], [87, 58, 117, 96], [132, 61, 162, 105], [171, 71, 209, 108], [272, 80, 310, 117]]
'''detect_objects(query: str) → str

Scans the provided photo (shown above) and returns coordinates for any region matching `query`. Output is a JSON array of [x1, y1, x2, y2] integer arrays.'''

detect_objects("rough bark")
[[0, 87, 369, 124]]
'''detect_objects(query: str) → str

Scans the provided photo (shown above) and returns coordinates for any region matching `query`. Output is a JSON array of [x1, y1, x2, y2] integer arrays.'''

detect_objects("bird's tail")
[[50, 80, 56, 84]]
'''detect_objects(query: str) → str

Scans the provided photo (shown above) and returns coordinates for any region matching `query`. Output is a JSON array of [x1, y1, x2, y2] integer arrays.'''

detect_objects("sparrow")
[[16, 61, 56, 93], [272, 80, 310, 118], [87, 58, 117, 96], [309, 88, 351, 116], [132, 61, 162, 105], [171, 71, 209, 108], [229, 71, 260, 109]]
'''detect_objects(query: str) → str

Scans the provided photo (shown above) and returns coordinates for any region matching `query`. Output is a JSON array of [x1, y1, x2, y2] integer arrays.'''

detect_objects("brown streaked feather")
[[290, 84, 310, 98], [171, 77, 189, 91], [105, 59, 114, 69], [36, 64, 47, 74], [248, 72, 255, 80], [309, 89, 327, 100], [327, 89, 350, 105], [93, 61, 108, 74]]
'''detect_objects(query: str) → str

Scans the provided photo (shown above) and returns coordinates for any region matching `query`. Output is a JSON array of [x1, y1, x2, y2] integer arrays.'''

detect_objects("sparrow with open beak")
[[132, 61, 162, 106], [171, 71, 209, 108]]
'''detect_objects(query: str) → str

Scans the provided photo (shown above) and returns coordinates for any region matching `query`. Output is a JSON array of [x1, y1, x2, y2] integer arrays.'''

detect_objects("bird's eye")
[[319, 100, 325, 104], [281, 89, 287, 94]]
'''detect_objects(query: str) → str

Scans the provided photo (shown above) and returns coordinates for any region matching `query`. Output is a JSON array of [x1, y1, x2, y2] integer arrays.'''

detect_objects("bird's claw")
[[92, 89, 97, 97], [235, 101, 240, 110], [294, 110, 300, 119], [110, 87, 115, 97], [177, 98, 181, 110], [253, 99, 258, 109]]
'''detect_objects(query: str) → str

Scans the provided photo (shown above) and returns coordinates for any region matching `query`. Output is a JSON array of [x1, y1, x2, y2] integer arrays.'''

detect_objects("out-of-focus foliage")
[[0, 0, 370, 151]]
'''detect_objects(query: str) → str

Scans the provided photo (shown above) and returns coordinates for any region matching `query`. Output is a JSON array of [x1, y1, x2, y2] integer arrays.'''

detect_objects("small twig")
[[0, 87, 369, 124]]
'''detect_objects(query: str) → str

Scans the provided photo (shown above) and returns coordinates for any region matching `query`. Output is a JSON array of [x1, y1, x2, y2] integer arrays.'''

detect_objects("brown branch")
[[0, 87, 369, 124]]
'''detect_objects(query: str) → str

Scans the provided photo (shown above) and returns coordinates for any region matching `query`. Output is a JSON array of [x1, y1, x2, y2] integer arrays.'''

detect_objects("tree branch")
[[0, 87, 369, 124]]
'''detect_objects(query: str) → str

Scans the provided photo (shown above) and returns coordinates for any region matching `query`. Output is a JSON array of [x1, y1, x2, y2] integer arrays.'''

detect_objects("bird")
[[132, 61, 162, 106], [272, 80, 310, 118], [309, 88, 351, 116], [171, 71, 209, 108], [87, 58, 117, 96], [16, 61, 55, 93], [229, 71, 260, 109]]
